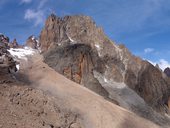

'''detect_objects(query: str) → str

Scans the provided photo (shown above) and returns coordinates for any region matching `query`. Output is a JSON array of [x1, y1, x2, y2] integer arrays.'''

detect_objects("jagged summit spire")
[[40, 14, 107, 53]]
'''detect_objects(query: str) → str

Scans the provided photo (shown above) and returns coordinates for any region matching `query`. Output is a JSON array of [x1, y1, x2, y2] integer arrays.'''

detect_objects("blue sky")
[[0, 0, 170, 69]]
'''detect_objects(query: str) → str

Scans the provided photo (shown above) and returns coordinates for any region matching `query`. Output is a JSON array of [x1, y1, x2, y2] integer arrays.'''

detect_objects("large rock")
[[164, 67, 170, 77], [0, 34, 17, 83], [40, 14, 170, 120]]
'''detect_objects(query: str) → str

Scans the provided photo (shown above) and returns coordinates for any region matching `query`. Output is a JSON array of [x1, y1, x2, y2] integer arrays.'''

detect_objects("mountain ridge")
[[39, 14, 170, 126], [41, 14, 170, 108]]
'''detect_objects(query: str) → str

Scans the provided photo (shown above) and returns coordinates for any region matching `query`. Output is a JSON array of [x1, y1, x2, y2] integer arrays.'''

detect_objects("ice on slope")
[[8, 47, 36, 61], [8, 47, 37, 71]]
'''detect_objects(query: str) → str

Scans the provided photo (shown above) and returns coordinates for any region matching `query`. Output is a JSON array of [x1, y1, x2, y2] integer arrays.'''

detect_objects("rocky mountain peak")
[[40, 14, 143, 75], [0, 34, 18, 83], [41, 14, 170, 120], [0, 33, 23, 49], [10, 38, 19, 48], [25, 35, 39, 49], [40, 14, 107, 54]]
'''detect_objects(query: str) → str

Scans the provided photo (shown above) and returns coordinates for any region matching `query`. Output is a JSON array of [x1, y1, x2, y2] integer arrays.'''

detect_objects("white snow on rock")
[[8, 47, 37, 61], [31, 36, 40, 47], [31, 36, 35, 40], [8, 47, 38, 71], [94, 43, 102, 57], [36, 39, 40, 47], [95, 44, 100, 49], [16, 64, 20, 71], [68, 36, 76, 44]]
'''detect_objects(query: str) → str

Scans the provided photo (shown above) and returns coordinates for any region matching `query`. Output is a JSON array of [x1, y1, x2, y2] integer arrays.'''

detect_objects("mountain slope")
[[0, 46, 161, 128], [40, 14, 170, 125], [14, 51, 162, 128], [0, 13, 170, 127]]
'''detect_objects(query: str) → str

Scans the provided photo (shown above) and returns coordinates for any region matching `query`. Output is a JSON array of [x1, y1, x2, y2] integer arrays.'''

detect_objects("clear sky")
[[0, 0, 170, 69]]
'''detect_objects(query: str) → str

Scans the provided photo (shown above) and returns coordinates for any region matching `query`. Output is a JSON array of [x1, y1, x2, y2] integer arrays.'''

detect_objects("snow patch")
[[31, 36, 35, 40], [8, 47, 36, 61], [16, 64, 20, 71], [8, 47, 38, 71], [68, 36, 75, 44], [95, 44, 100, 49], [104, 77, 108, 83], [94, 43, 102, 57]]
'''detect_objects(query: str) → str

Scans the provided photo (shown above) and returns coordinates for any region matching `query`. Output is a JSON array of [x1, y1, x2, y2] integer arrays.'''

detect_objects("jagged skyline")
[[0, 0, 170, 68]]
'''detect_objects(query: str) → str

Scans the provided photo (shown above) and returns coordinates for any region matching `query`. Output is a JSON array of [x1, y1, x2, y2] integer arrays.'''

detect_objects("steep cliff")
[[40, 14, 170, 126], [0, 34, 18, 83]]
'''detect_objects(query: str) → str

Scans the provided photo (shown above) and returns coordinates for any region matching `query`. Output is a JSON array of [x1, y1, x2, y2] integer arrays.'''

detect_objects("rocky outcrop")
[[0, 34, 18, 83], [9, 39, 19, 48], [0, 34, 22, 48], [40, 14, 170, 122], [25, 35, 39, 49], [40, 14, 108, 54], [164, 67, 170, 77], [44, 44, 109, 98], [0, 34, 9, 48], [136, 62, 170, 111]]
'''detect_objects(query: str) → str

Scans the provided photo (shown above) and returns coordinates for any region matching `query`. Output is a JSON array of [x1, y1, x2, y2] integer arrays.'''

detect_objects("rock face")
[[40, 14, 170, 122], [44, 44, 109, 98], [25, 35, 39, 49], [136, 62, 170, 111], [164, 67, 170, 77], [40, 14, 107, 53], [0, 34, 17, 83], [9, 39, 19, 48]]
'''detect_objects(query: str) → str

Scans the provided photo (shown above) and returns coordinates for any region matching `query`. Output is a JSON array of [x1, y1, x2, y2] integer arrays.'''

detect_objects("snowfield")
[[8, 47, 37, 60], [7, 47, 38, 71]]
